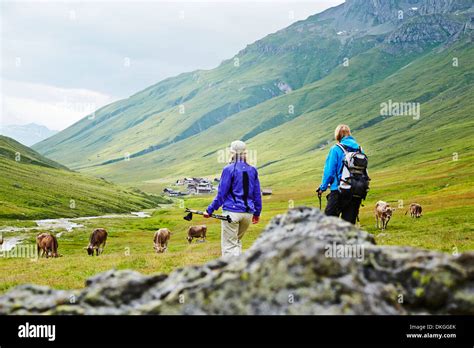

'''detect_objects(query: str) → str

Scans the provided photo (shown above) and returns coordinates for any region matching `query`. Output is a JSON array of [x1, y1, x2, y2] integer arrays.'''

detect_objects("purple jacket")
[[207, 161, 262, 217]]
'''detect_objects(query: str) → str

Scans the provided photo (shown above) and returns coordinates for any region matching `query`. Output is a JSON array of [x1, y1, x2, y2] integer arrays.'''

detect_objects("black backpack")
[[337, 144, 370, 200]]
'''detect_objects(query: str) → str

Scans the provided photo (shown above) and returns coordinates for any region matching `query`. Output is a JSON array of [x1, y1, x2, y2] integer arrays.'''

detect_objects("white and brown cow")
[[375, 201, 395, 230], [153, 228, 171, 253], [406, 203, 423, 218]]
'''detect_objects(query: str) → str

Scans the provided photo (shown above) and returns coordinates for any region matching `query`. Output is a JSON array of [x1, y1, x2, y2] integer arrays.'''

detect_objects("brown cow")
[[85, 228, 107, 256], [405, 203, 423, 218], [36, 233, 59, 258], [0, 233, 3, 246], [153, 228, 171, 253], [187, 225, 207, 244], [375, 201, 395, 231]]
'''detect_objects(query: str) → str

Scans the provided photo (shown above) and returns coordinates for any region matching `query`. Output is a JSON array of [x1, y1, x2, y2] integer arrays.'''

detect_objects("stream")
[[0, 211, 152, 251]]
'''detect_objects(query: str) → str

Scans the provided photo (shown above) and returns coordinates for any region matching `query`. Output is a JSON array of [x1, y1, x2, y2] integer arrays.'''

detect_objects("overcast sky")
[[0, 0, 343, 130]]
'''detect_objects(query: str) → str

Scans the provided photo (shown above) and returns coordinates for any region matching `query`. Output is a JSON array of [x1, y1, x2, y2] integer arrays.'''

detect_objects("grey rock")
[[384, 14, 467, 53], [418, 0, 474, 16], [0, 208, 472, 315]]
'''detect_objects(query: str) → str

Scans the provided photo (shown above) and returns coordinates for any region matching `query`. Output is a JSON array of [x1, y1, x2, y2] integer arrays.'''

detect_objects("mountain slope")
[[75, 38, 473, 187], [33, 0, 474, 190], [0, 135, 67, 170], [0, 136, 167, 219]]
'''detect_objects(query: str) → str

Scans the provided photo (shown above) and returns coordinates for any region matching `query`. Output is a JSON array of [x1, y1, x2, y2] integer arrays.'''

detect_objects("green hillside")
[[0, 135, 67, 170], [33, 1, 474, 192], [0, 136, 168, 220]]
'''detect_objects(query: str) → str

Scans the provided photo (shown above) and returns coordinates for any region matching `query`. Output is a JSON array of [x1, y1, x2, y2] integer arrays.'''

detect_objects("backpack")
[[337, 144, 370, 200]]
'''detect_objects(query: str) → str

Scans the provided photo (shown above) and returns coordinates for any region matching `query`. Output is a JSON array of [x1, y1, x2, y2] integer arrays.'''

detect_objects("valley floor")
[[0, 168, 472, 294]]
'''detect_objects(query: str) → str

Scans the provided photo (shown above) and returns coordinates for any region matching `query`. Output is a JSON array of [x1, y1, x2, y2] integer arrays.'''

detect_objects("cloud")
[[1, 79, 117, 130], [0, 0, 344, 130]]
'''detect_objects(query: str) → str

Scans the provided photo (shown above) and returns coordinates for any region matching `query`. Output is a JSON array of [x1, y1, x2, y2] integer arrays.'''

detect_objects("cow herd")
[[34, 228, 108, 258], [20, 201, 424, 259], [33, 224, 208, 258], [374, 201, 423, 231]]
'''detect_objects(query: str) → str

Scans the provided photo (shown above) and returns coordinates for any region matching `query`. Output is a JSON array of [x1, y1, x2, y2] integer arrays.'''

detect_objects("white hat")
[[230, 140, 247, 154], [229, 140, 247, 162]]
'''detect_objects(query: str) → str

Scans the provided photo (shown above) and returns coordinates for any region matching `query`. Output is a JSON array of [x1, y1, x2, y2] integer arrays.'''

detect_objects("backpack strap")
[[242, 171, 251, 213], [336, 143, 348, 154], [229, 162, 238, 203], [336, 143, 348, 178]]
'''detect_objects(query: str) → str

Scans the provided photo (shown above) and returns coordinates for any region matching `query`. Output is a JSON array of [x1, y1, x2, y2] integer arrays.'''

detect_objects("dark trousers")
[[324, 190, 361, 224]]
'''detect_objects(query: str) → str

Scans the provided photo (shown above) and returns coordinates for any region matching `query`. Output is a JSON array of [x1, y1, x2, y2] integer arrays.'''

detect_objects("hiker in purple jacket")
[[204, 140, 262, 257]]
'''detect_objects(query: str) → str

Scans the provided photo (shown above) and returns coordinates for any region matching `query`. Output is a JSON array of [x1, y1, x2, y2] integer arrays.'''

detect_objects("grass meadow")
[[1, 151, 472, 293]]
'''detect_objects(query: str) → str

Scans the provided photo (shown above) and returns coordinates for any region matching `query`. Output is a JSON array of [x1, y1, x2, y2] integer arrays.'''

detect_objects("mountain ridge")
[[0, 123, 58, 147]]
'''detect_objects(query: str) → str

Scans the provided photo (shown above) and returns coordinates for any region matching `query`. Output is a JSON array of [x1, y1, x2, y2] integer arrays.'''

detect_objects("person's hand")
[[316, 187, 324, 197], [203, 212, 210, 218], [252, 215, 260, 224]]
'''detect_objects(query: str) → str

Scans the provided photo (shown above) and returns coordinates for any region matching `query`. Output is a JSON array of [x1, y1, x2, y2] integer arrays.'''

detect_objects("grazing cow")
[[187, 225, 207, 244], [85, 228, 107, 256], [375, 201, 395, 231], [36, 233, 59, 258], [406, 203, 423, 218], [153, 228, 171, 253]]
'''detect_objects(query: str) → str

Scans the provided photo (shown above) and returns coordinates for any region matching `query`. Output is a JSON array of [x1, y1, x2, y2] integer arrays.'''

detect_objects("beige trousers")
[[221, 211, 252, 257]]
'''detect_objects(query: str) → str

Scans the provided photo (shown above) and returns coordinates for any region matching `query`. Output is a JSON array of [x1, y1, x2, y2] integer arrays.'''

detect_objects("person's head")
[[334, 124, 351, 142], [229, 140, 247, 162]]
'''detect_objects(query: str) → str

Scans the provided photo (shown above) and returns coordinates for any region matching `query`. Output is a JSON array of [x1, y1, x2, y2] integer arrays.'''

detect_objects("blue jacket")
[[207, 160, 262, 216], [319, 136, 361, 192]]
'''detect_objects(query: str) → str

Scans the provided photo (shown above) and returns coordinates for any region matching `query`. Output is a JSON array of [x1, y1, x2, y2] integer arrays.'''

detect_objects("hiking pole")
[[316, 188, 323, 210], [183, 208, 233, 223]]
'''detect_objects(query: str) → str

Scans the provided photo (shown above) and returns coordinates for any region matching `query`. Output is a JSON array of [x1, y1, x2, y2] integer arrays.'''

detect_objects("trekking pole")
[[316, 188, 323, 210], [183, 208, 233, 223]]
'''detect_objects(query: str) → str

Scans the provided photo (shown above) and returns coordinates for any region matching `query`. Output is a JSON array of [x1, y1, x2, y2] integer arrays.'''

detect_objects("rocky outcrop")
[[342, 0, 473, 25], [384, 14, 467, 53], [276, 81, 293, 94], [0, 208, 473, 315], [342, 0, 406, 26], [388, 15, 464, 43], [419, 0, 473, 15]]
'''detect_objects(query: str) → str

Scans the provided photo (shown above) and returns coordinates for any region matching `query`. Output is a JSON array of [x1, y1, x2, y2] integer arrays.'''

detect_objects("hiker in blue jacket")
[[204, 140, 262, 257], [316, 124, 365, 224]]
